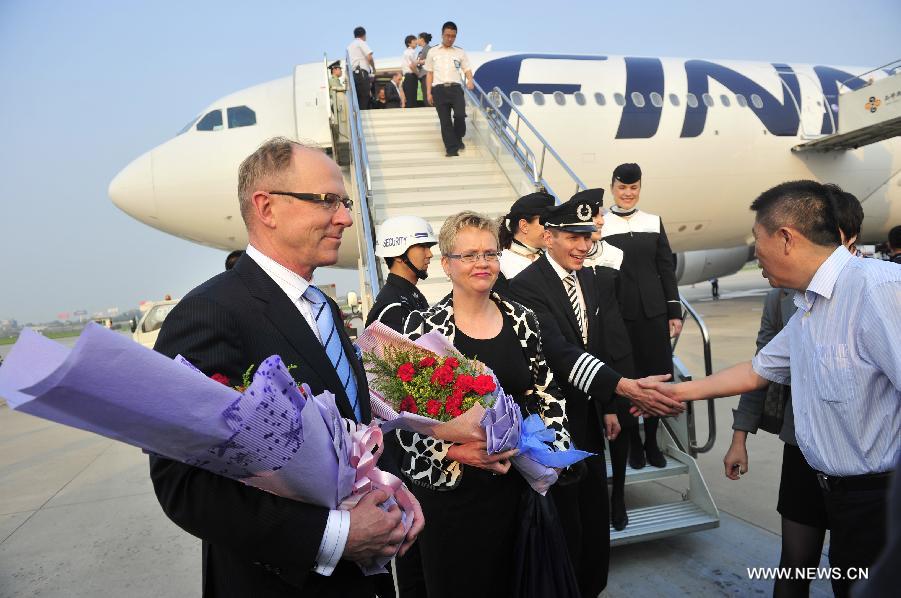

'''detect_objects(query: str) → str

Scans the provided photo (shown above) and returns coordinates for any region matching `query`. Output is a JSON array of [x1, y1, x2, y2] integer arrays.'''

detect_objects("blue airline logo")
[[473, 54, 867, 138]]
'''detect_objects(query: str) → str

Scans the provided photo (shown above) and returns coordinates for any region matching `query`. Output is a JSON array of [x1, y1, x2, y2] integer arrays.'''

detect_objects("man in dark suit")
[[508, 190, 682, 598], [385, 73, 404, 108], [150, 137, 423, 597]]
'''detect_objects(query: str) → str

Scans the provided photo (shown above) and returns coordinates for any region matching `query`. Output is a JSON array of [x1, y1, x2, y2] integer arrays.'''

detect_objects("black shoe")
[[445, 150, 459, 157], [629, 436, 646, 469], [645, 443, 667, 468], [458, 141, 466, 150], [611, 496, 629, 531]]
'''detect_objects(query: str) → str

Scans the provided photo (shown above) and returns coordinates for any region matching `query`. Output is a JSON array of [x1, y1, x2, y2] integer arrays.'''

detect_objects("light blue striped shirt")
[[753, 246, 901, 476]]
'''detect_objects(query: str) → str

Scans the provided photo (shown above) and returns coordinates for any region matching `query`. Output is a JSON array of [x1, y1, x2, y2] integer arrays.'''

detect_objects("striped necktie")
[[563, 273, 587, 346], [303, 285, 361, 421]]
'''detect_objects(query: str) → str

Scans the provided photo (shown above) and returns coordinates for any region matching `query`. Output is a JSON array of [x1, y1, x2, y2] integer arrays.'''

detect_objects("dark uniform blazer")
[[385, 82, 402, 108], [602, 210, 681, 321], [150, 254, 375, 598], [507, 254, 621, 449], [364, 273, 429, 332]]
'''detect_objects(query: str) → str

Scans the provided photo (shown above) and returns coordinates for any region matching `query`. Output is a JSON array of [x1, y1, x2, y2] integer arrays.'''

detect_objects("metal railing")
[[669, 293, 716, 455], [839, 58, 901, 93], [460, 76, 587, 200], [344, 53, 382, 304]]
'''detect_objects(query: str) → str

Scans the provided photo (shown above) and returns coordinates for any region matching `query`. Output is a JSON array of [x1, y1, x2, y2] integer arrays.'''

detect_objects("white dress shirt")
[[347, 38, 372, 74], [244, 244, 350, 575], [402, 46, 418, 76], [547, 252, 588, 339], [753, 246, 901, 476], [424, 44, 471, 85]]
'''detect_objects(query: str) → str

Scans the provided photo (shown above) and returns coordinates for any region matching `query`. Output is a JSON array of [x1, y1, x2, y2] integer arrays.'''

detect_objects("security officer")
[[366, 215, 437, 332]]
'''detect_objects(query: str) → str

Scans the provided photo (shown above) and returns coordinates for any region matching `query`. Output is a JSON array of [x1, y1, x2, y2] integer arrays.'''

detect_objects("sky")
[[0, 0, 898, 324]]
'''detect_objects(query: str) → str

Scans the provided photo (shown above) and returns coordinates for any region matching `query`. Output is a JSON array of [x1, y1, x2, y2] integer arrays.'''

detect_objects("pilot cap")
[[612, 163, 642, 184], [569, 188, 604, 211], [328, 60, 342, 71], [541, 196, 598, 233]]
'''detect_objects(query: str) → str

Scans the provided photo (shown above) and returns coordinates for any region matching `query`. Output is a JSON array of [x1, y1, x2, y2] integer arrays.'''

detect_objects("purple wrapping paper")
[[0, 324, 409, 575]]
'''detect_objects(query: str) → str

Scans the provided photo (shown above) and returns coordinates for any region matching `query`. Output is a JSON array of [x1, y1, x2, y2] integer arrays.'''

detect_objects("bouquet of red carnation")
[[358, 322, 501, 443]]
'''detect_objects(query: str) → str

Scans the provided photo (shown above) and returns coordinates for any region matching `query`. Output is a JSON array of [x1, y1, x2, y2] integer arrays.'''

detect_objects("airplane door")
[[293, 62, 332, 146]]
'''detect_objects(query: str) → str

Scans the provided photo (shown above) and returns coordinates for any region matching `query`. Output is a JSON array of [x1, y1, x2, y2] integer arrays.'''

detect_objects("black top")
[[365, 273, 429, 332], [453, 314, 531, 398]]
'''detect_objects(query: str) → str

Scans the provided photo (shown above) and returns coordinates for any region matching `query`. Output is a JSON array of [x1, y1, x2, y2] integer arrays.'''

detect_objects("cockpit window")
[[178, 115, 199, 135], [227, 106, 257, 128], [196, 110, 223, 131]]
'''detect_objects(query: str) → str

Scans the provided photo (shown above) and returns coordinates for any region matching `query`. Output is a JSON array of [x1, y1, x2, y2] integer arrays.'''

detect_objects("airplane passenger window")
[[553, 91, 566, 106], [196, 110, 223, 132], [574, 92, 586, 106], [227, 106, 257, 128], [631, 92, 645, 107], [511, 91, 524, 106], [720, 95, 731, 107], [669, 94, 680, 107], [594, 92, 606, 106], [686, 93, 698, 108], [650, 92, 663, 107], [702, 93, 714, 107], [614, 93, 625, 106], [736, 94, 748, 107], [751, 94, 764, 109], [532, 91, 546, 105]]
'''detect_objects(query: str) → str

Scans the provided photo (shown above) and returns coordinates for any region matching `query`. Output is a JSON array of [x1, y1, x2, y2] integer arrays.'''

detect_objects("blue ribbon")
[[517, 414, 594, 468]]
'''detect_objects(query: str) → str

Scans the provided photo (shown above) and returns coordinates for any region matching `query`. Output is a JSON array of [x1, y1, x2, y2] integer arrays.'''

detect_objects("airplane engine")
[[674, 245, 755, 286]]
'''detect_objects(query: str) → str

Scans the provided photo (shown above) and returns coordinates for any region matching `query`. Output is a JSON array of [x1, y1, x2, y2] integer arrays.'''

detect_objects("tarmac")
[[0, 267, 834, 597]]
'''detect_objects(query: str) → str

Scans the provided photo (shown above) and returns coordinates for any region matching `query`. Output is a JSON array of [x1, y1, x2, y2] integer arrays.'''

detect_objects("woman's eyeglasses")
[[445, 251, 502, 264], [269, 191, 353, 212]]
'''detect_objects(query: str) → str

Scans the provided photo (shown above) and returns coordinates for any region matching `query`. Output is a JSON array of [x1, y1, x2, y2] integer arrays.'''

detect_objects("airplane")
[[108, 52, 900, 285]]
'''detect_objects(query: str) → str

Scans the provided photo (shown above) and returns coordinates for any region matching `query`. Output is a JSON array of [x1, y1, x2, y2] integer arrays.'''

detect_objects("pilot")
[[365, 215, 437, 332]]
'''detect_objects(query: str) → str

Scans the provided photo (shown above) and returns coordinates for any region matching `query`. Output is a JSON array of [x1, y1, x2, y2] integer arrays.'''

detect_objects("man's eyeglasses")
[[445, 251, 502, 264], [269, 191, 353, 212]]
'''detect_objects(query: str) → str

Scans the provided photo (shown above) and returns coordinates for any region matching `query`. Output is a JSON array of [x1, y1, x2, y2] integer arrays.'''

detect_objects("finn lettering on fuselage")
[[473, 54, 872, 139]]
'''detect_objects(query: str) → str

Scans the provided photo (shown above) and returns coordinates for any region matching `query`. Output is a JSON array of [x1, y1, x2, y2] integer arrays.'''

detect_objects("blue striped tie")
[[303, 285, 360, 421]]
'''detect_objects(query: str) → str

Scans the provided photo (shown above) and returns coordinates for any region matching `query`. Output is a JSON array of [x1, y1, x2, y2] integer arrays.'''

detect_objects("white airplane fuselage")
[[109, 52, 901, 282]]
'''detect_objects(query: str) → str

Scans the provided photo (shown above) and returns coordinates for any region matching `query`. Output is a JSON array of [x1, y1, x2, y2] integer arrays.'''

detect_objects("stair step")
[[371, 160, 493, 178], [362, 109, 441, 122], [605, 453, 690, 484], [610, 502, 718, 547], [371, 172, 510, 192]]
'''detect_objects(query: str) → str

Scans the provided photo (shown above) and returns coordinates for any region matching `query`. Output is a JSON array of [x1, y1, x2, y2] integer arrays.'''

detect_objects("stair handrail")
[[345, 53, 382, 303], [839, 58, 901, 92], [459, 73, 587, 200], [673, 293, 716, 454]]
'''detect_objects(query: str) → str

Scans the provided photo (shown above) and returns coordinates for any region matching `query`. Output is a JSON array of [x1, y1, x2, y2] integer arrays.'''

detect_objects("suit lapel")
[[537, 256, 583, 344], [578, 267, 601, 351], [235, 257, 359, 421]]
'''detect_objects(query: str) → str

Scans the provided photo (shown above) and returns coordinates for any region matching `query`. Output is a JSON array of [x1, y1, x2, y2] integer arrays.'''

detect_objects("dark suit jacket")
[[508, 254, 620, 450], [385, 82, 402, 108], [150, 254, 374, 597]]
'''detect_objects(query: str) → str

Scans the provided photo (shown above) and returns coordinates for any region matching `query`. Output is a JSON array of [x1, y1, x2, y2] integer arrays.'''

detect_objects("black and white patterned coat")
[[387, 292, 571, 490]]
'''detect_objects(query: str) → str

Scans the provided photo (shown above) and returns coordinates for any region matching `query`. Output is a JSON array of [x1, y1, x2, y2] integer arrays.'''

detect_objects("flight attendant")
[[601, 163, 683, 470], [495, 191, 555, 294]]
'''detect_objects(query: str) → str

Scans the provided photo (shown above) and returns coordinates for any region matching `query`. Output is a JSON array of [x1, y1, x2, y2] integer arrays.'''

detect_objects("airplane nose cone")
[[109, 151, 157, 222]]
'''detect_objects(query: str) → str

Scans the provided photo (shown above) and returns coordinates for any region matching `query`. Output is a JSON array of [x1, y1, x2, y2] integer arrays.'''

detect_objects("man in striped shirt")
[[645, 180, 900, 598]]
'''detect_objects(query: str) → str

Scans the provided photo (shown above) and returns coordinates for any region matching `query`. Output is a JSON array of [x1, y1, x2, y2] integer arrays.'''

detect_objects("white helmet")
[[375, 216, 437, 258]]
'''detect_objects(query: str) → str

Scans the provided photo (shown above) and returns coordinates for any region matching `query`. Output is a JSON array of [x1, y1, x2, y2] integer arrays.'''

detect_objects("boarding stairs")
[[335, 52, 719, 546], [794, 60, 901, 152]]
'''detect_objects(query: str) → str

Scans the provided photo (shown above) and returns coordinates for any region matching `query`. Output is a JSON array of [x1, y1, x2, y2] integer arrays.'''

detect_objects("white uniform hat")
[[375, 216, 437, 258]]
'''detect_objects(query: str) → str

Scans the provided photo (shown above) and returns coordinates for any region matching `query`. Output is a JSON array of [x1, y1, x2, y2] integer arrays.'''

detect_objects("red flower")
[[444, 357, 460, 370], [445, 393, 464, 418], [419, 356, 437, 368], [399, 395, 418, 413], [430, 365, 454, 386], [472, 375, 497, 395], [425, 399, 442, 416], [454, 374, 474, 393], [397, 362, 416, 382], [210, 373, 230, 386]]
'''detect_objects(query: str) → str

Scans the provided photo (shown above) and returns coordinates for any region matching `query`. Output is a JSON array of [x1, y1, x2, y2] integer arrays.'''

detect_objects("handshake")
[[615, 374, 687, 418]]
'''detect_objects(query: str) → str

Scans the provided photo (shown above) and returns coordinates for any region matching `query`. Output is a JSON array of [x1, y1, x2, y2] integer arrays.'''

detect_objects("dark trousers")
[[821, 483, 889, 597], [402, 74, 419, 108], [551, 454, 610, 598], [353, 70, 371, 110], [432, 84, 466, 152]]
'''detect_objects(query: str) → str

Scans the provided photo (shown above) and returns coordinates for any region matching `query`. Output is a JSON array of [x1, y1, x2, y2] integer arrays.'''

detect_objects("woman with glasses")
[[382, 211, 572, 597]]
